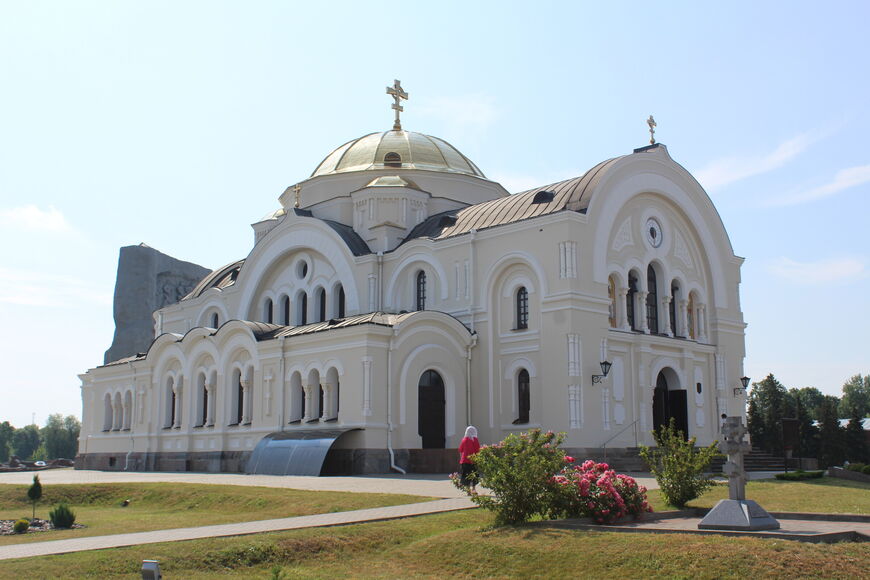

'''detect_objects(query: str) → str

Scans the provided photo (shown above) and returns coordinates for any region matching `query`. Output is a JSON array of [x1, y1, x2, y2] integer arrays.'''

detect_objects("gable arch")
[[385, 252, 450, 308], [589, 157, 733, 308], [235, 221, 361, 319], [480, 251, 548, 311], [503, 357, 537, 379]]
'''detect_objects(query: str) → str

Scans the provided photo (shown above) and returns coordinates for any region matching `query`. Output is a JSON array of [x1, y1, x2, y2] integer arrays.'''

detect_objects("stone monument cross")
[[387, 79, 409, 131], [647, 115, 657, 145]]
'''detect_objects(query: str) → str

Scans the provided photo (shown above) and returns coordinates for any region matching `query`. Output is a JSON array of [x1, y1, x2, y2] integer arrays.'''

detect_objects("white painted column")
[[637, 291, 649, 333], [302, 384, 315, 422], [362, 357, 373, 416], [240, 379, 251, 424], [662, 295, 673, 336], [618, 288, 630, 330], [678, 300, 688, 337]]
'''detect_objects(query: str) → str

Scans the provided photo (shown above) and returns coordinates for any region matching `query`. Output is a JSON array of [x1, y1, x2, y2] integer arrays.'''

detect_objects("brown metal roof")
[[402, 156, 623, 244]]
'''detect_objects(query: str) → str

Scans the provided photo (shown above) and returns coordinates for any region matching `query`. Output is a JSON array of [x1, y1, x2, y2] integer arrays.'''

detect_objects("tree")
[[790, 387, 827, 421], [747, 374, 790, 454], [0, 421, 14, 463], [27, 474, 42, 520], [42, 414, 81, 459], [12, 425, 41, 460], [839, 374, 870, 418], [844, 409, 869, 464], [816, 398, 846, 468], [788, 388, 819, 459]]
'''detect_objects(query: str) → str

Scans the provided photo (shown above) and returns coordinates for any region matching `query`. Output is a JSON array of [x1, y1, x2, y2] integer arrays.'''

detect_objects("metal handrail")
[[601, 419, 640, 462]]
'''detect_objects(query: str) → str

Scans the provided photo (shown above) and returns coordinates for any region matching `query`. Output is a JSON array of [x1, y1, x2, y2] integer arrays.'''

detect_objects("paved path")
[[0, 498, 475, 561]]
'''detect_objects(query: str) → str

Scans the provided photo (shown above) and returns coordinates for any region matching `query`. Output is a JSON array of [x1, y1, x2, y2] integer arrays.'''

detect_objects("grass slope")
[[0, 482, 428, 546]]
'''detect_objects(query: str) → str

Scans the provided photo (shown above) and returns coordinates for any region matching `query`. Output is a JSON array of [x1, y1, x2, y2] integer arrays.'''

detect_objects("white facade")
[[78, 123, 746, 474]]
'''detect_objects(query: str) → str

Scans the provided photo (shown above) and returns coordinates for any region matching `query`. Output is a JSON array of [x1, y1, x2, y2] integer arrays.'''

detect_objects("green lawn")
[[644, 476, 870, 514], [0, 478, 868, 579], [0, 482, 429, 546]]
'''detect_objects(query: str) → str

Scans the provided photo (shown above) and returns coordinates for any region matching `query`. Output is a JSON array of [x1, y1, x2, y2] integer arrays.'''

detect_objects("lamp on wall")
[[733, 376, 751, 397], [592, 360, 613, 384]]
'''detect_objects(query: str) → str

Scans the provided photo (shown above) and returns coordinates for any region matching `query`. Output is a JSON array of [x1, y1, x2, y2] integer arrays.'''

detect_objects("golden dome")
[[311, 130, 485, 178]]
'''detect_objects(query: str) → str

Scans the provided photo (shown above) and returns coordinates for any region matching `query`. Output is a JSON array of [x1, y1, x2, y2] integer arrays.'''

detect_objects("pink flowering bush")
[[452, 429, 652, 526], [548, 460, 652, 524], [451, 429, 567, 525]]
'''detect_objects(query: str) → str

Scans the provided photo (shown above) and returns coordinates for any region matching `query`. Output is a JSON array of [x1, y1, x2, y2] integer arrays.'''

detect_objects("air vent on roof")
[[532, 190, 556, 204], [384, 152, 402, 167], [438, 215, 457, 228]]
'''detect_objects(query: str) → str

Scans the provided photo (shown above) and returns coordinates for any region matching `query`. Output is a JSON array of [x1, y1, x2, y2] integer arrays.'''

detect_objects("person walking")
[[458, 425, 480, 490]]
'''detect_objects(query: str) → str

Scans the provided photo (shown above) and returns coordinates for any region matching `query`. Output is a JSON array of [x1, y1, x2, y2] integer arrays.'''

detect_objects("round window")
[[645, 218, 663, 248]]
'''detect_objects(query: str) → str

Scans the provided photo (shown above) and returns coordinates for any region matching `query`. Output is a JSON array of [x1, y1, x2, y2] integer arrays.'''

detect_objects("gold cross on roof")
[[386, 79, 408, 131], [647, 115, 657, 145], [293, 183, 301, 208]]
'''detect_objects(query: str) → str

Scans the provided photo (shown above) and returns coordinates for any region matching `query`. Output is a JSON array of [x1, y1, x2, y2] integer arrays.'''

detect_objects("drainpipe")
[[279, 336, 287, 431], [377, 251, 384, 311], [386, 331, 406, 474], [465, 335, 477, 426], [468, 229, 476, 333]]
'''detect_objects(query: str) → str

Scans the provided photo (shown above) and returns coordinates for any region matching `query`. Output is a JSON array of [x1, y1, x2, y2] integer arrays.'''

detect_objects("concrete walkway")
[[0, 497, 475, 561]]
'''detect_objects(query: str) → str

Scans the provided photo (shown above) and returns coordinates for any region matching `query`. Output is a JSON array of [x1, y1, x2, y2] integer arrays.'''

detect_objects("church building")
[[77, 82, 747, 474]]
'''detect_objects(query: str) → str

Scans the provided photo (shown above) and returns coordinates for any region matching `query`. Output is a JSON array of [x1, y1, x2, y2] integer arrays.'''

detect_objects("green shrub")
[[845, 463, 866, 472], [864, 465, 870, 475], [13, 519, 29, 534], [49, 503, 76, 528], [639, 418, 721, 508], [27, 474, 42, 520], [452, 429, 567, 525], [774, 470, 824, 481]]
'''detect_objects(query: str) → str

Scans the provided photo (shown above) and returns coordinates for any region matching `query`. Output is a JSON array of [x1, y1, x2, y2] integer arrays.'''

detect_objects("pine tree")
[[816, 398, 845, 468], [747, 374, 789, 454], [844, 410, 868, 463], [27, 474, 42, 520]]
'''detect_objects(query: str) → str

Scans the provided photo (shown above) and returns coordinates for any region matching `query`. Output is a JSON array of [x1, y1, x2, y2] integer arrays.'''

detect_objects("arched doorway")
[[418, 370, 445, 448], [652, 369, 688, 440]]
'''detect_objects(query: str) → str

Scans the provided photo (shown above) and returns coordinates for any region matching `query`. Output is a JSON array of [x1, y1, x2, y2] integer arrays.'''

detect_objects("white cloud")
[[767, 256, 867, 285], [0, 268, 112, 307], [0, 205, 73, 233], [766, 164, 870, 206], [695, 132, 817, 191]]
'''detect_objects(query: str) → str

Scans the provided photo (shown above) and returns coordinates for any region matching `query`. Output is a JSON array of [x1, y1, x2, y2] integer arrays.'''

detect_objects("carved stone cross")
[[647, 115, 657, 145], [386, 79, 408, 131]]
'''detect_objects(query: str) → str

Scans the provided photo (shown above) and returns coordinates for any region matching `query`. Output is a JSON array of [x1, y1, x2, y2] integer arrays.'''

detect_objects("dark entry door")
[[418, 370, 445, 448], [652, 370, 688, 440]]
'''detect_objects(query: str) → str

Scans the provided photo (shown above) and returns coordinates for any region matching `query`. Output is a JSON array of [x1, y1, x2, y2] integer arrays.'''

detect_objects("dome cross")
[[647, 115, 657, 145], [386, 79, 409, 131]]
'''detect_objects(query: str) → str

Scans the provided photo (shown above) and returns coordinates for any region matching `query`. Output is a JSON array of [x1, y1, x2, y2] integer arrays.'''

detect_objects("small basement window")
[[384, 152, 402, 167]]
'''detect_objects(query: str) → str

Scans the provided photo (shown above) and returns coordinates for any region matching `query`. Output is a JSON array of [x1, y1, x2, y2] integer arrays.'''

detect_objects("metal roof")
[[403, 155, 623, 244], [184, 259, 244, 300], [311, 130, 485, 178]]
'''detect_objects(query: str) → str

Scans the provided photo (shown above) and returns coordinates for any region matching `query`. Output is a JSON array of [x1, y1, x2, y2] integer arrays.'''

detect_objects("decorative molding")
[[362, 356, 373, 416], [367, 274, 377, 312], [612, 217, 633, 252], [568, 384, 582, 429], [602, 387, 611, 430], [567, 333, 581, 377], [559, 241, 577, 279], [674, 230, 693, 268]]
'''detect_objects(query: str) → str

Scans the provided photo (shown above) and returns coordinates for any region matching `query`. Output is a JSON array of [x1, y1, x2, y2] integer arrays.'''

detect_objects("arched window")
[[607, 276, 617, 328], [627, 273, 638, 330], [317, 287, 326, 322], [123, 390, 133, 430], [230, 370, 243, 426], [646, 265, 658, 334], [515, 286, 529, 330], [210, 312, 219, 328], [687, 293, 696, 340], [670, 282, 679, 337], [514, 369, 531, 424], [165, 378, 176, 429], [297, 292, 308, 325], [282, 295, 290, 325], [336, 285, 346, 318], [416, 270, 427, 311], [263, 298, 273, 324]]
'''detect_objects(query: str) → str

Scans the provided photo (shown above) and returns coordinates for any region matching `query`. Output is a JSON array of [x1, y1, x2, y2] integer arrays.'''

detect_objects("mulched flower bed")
[[0, 518, 85, 535]]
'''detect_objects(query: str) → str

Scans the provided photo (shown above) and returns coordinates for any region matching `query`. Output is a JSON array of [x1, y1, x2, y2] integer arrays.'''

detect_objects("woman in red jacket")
[[458, 425, 480, 490]]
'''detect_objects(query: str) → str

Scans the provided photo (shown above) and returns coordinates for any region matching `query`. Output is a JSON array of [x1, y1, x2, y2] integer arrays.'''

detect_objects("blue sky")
[[1, 1, 867, 427]]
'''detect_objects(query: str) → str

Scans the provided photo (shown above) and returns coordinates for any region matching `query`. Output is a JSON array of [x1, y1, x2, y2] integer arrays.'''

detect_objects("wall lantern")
[[592, 360, 613, 384], [733, 376, 751, 397]]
